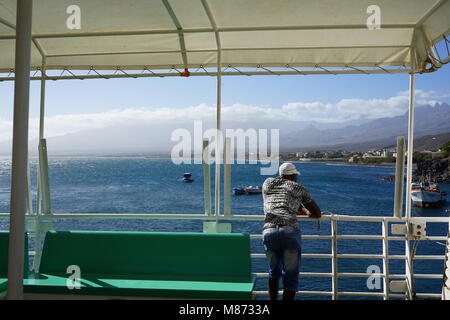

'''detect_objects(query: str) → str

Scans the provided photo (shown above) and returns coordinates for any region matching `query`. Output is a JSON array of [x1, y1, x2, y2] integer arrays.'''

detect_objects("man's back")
[[262, 177, 312, 228]]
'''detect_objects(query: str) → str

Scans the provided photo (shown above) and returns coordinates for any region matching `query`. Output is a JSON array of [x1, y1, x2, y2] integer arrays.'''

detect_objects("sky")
[[0, 61, 449, 143]]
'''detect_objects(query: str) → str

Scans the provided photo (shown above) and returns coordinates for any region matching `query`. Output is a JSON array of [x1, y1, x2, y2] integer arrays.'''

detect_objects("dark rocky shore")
[[413, 158, 450, 183], [380, 158, 450, 183]]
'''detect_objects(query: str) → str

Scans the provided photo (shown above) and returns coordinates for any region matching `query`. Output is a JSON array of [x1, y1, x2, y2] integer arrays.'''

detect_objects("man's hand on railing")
[[304, 200, 322, 219], [298, 206, 311, 216]]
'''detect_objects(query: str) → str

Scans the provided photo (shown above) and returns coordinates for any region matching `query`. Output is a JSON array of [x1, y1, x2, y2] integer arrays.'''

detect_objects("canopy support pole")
[[38, 57, 46, 142], [36, 56, 46, 216], [214, 54, 222, 216], [404, 59, 416, 300], [201, 0, 222, 217], [7, 0, 33, 300], [405, 72, 415, 219], [33, 55, 53, 272], [161, 0, 188, 68], [37, 56, 51, 216]]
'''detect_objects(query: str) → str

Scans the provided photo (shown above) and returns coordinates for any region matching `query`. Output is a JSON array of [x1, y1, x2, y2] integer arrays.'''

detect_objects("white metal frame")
[[7, 0, 33, 300], [0, 67, 417, 82], [3, 0, 449, 301], [1, 212, 447, 300], [201, 0, 222, 217]]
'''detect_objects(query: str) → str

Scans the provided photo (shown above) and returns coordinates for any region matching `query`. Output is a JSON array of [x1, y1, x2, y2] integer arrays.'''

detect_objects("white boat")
[[233, 186, 262, 195], [411, 182, 447, 208]]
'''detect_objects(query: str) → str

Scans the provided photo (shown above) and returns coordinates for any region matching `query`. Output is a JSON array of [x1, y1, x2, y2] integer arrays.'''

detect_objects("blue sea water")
[[0, 157, 449, 299]]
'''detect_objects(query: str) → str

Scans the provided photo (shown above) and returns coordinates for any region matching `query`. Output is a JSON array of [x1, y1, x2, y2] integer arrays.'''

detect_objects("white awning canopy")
[[0, 0, 449, 74]]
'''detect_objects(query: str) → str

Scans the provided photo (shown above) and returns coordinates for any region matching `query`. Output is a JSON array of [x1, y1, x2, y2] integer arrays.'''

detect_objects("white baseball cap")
[[279, 162, 301, 176]]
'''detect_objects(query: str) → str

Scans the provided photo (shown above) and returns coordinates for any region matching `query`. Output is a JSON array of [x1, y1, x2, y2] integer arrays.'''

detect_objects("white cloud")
[[0, 90, 446, 142], [398, 89, 450, 99]]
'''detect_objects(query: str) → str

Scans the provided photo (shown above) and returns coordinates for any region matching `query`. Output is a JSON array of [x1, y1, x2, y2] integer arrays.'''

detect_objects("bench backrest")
[[0, 231, 29, 277], [39, 231, 252, 282]]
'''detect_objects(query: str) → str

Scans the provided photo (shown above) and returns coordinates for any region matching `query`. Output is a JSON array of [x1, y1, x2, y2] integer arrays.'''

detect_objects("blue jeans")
[[262, 226, 302, 291]]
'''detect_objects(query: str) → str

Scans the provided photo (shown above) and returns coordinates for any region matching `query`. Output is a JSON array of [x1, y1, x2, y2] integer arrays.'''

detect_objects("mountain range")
[[281, 102, 450, 151], [0, 102, 449, 156]]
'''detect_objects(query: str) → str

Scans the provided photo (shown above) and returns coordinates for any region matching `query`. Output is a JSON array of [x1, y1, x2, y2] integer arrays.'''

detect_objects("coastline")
[[289, 160, 407, 168]]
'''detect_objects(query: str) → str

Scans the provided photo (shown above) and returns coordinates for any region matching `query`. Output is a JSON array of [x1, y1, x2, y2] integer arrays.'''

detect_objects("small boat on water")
[[233, 186, 262, 195], [182, 173, 194, 183], [411, 181, 447, 208]]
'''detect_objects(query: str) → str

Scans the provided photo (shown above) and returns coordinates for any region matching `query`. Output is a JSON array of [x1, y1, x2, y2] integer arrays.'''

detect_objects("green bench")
[[0, 231, 30, 297], [24, 231, 256, 299]]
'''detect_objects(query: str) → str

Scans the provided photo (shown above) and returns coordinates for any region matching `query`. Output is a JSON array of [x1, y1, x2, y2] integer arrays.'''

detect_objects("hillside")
[[281, 103, 450, 151], [408, 132, 450, 151]]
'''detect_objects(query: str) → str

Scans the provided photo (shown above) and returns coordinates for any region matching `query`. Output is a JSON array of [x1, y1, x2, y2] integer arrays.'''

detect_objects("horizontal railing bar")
[[337, 254, 384, 259], [337, 235, 382, 239], [384, 293, 406, 298], [253, 272, 442, 279], [423, 236, 448, 241], [254, 234, 447, 241], [254, 290, 407, 298], [1, 213, 448, 223], [337, 291, 385, 297], [389, 274, 406, 279], [389, 255, 407, 259], [251, 253, 332, 259], [254, 290, 333, 297], [251, 234, 332, 240], [414, 274, 443, 279], [252, 253, 444, 261], [413, 255, 445, 260], [415, 293, 442, 299], [24, 231, 448, 243], [254, 272, 333, 278], [341, 273, 442, 279], [387, 236, 448, 241], [389, 236, 406, 241], [23, 230, 448, 244], [338, 273, 385, 278]]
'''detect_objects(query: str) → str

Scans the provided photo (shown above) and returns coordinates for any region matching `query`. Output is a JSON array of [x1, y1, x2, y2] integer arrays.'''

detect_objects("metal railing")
[[1, 212, 447, 300]]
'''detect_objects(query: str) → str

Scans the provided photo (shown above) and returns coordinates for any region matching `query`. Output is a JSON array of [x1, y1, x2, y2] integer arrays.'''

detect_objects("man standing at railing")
[[262, 162, 321, 300]]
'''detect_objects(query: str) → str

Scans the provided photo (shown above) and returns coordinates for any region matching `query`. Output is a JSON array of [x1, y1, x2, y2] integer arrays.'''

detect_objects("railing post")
[[38, 139, 51, 215], [382, 220, 390, 300], [32, 138, 52, 272], [203, 139, 211, 216], [331, 219, 338, 299], [26, 163, 33, 215], [443, 226, 450, 299], [223, 137, 231, 216], [405, 228, 414, 300], [393, 136, 405, 218]]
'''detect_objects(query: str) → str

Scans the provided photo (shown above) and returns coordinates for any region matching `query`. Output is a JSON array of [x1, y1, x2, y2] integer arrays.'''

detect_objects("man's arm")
[[297, 205, 310, 216], [303, 200, 321, 218]]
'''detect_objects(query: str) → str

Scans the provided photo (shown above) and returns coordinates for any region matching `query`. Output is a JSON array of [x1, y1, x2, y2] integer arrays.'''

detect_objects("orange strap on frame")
[[180, 68, 190, 77]]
